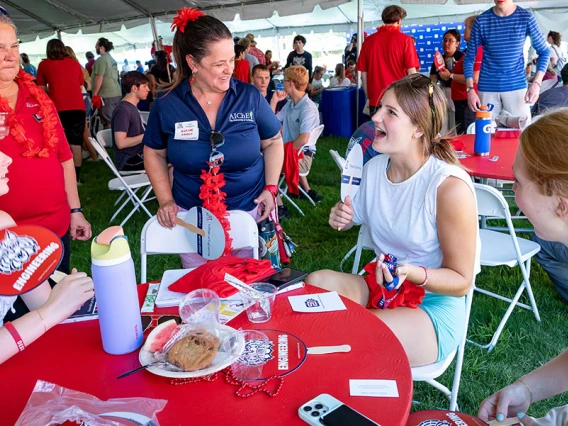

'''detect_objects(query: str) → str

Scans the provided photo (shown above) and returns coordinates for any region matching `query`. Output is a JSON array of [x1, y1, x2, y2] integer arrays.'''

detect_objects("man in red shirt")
[[85, 51, 95, 76], [357, 5, 420, 116]]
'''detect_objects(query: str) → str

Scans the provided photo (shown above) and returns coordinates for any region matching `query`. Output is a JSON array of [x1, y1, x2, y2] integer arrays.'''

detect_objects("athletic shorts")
[[58, 110, 86, 146], [419, 292, 467, 362]]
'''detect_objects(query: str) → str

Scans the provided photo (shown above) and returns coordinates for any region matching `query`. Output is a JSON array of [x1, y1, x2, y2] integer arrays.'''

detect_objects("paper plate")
[[184, 206, 225, 260], [406, 410, 488, 425], [340, 143, 363, 202], [139, 324, 245, 379], [0, 225, 63, 296]]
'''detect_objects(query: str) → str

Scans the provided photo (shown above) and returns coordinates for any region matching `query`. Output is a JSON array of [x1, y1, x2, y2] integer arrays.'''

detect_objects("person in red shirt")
[[85, 51, 95, 76], [233, 44, 250, 83], [36, 39, 86, 183], [439, 15, 483, 134], [246, 34, 266, 65], [357, 5, 420, 116], [0, 18, 91, 284]]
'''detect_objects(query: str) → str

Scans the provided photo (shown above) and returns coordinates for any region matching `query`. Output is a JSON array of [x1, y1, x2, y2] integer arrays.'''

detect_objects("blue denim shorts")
[[418, 293, 467, 362]]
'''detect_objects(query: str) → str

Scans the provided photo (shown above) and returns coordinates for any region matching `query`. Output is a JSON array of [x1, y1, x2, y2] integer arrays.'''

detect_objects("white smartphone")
[[298, 393, 381, 426]]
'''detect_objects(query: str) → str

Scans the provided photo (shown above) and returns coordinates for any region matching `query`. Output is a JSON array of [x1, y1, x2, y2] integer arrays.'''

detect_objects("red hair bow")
[[171, 7, 204, 33]]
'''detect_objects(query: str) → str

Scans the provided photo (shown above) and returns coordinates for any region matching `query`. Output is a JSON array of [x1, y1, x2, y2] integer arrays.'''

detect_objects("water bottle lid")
[[92, 227, 131, 266], [476, 106, 492, 119]]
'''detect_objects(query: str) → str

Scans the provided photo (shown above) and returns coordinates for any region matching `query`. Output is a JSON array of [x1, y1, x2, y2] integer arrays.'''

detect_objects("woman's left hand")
[[70, 212, 92, 240], [439, 69, 451, 81], [375, 253, 409, 290], [254, 190, 275, 222]]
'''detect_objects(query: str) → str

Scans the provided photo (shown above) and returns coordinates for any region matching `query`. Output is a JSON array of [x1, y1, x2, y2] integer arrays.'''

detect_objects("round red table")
[[456, 134, 519, 181], [2, 284, 412, 425]]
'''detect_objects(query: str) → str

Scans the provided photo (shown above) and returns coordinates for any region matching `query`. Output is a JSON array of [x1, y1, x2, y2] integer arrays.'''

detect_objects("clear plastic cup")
[[179, 288, 220, 327], [227, 330, 270, 380], [241, 283, 277, 323]]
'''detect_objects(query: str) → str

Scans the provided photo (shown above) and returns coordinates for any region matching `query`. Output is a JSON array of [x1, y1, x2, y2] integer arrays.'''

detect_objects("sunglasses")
[[141, 315, 182, 333], [408, 74, 435, 127], [209, 130, 225, 167]]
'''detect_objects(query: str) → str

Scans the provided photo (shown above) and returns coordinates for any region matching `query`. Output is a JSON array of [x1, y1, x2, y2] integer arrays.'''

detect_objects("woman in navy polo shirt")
[[143, 8, 283, 267]]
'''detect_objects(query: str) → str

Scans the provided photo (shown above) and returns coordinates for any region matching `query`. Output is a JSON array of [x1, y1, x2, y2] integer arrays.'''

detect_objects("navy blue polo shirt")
[[143, 78, 281, 211]]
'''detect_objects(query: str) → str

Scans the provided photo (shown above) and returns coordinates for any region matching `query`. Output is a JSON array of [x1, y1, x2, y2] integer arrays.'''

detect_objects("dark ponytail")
[[97, 37, 114, 52], [166, 13, 232, 95]]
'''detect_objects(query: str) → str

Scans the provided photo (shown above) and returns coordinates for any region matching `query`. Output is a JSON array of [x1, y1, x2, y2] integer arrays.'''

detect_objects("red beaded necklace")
[[0, 69, 59, 158], [170, 367, 285, 398]]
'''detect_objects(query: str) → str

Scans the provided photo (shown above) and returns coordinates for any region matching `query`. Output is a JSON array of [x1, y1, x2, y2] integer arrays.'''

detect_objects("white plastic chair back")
[[90, 136, 112, 164], [540, 79, 558, 93], [475, 184, 509, 218], [329, 150, 346, 171], [466, 122, 475, 134], [140, 210, 260, 283], [96, 129, 113, 148], [304, 124, 325, 150]]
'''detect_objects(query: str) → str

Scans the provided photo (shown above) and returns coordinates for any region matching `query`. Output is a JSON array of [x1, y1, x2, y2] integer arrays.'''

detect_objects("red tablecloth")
[[2, 284, 412, 426], [456, 134, 519, 181]]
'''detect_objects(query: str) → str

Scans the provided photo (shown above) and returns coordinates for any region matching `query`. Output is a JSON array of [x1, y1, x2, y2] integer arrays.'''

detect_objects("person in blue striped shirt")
[[464, 0, 550, 121]]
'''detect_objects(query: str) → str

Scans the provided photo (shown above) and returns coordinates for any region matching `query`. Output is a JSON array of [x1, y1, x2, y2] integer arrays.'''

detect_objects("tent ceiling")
[[10, 0, 568, 44]]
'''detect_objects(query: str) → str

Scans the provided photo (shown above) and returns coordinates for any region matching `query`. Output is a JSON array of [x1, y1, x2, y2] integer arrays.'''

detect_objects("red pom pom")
[[171, 7, 204, 33]]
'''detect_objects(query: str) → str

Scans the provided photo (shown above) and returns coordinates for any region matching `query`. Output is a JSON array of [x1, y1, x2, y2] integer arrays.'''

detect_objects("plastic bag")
[[15, 380, 167, 426]]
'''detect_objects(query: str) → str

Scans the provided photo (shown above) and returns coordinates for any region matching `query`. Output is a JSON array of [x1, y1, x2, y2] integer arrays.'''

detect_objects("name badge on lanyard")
[[174, 120, 199, 140]]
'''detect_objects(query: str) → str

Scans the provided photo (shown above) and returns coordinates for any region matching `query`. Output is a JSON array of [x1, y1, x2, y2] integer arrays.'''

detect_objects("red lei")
[[0, 69, 59, 157], [199, 165, 233, 255]]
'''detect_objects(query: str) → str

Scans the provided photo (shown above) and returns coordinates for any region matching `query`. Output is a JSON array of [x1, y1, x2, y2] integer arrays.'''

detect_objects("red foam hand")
[[92, 96, 103, 109]]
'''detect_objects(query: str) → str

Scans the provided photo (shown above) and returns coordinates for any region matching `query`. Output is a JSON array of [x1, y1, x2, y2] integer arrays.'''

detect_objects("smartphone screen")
[[322, 405, 379, 426], [260, 268, 307, 288]]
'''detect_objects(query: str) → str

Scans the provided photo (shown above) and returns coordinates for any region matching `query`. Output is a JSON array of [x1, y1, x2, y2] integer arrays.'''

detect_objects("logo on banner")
[[238, 339, 275, 366], [305, 298, 320, 308], [0, 230, 39, 275]]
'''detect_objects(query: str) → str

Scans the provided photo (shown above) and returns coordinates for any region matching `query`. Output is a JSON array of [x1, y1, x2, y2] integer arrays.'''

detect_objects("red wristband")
[[263, 185, 278, 197], [417, 266, 429, 287], [4, 321, 25, 352]]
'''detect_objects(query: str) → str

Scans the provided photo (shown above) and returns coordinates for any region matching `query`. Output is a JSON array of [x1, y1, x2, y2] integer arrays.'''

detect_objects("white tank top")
[[353, 154, 481, 279]]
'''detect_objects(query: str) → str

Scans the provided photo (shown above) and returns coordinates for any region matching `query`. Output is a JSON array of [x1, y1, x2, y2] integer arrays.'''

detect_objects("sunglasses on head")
[[141, 315, 182, 333], [408, 74, 435, 127]]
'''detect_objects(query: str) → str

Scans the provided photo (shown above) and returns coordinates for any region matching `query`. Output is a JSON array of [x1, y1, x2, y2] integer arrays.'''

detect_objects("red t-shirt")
[[36, 57, 85, 112], [357, 25, 420, 107], [0, 79, 72, 237], [451, 46, 483, 101], [234, 60, 250, 83]]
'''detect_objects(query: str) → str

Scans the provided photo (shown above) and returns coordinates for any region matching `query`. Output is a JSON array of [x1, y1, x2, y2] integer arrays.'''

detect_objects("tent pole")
[[355, 0, 364, 127], [56, 29, 62, 40], [150, 17, 159, 51]]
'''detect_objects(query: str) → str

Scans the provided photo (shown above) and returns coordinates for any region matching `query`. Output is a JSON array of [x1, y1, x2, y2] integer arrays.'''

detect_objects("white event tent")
[[8, 0, 568, 64]]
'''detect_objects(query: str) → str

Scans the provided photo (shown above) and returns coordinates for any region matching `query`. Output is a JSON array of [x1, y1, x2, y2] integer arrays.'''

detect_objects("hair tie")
[[171, 7, 204, 33]]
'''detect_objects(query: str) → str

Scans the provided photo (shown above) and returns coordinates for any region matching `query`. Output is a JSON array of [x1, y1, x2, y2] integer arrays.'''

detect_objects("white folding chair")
[[412, 285, 474, 411], [339, 225, 374, 274], [89, 137, 153, 227], [466, 122, 475, 134], [468, 184, 541, 352], [139, 111, 149, 126], [329, 149, 346, 171], [96, 129, 113, 148], [278, 124, 325, 216], [140, 210, 260, 283]]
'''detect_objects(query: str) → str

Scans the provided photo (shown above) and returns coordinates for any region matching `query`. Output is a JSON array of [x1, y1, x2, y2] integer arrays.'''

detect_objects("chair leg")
[[339, 246, 357, 273], [110, 190, 135, 222], [522, 259, 540, 322], [298, 186, 316, 206], [279, 188, 305, 216], [114, 191, 127, 206], [424, 379, 452, 402]]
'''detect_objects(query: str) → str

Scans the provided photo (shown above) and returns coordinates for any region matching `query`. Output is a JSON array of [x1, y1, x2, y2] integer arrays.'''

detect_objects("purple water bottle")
[[474, 104, 494, 156], [91, 227, 143, 355]]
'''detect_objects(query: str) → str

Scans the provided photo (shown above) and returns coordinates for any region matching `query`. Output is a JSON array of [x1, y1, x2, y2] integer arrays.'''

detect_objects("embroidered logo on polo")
[[25, 102, 39, 108], [0, 230, 38, 275], [304, 298, 320, 308], [238, 338, 274, 366], [229, 111, 254, 122]]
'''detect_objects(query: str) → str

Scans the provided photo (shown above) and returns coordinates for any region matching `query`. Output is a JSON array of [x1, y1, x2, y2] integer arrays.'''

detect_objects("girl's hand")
[[329, 196, 353, 231]]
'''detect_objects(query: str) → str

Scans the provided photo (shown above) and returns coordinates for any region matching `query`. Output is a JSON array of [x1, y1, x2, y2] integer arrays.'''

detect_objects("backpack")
[[552, 46, 567, 75]]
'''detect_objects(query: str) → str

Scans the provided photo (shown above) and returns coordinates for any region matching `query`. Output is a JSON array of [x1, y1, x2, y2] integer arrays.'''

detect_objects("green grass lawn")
[[73, 136, 568, 418]]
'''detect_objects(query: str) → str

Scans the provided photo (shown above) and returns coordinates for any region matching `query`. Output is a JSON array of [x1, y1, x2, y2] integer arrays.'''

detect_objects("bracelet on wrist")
[[532, 81, 541, 87], [263, 185, 278, 197], [517, 378, 534, 405], [70, 207, 83, 214], [4, 322, 25, 352], [416, 266, 429, 287], [37, 309, 48, 332]]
